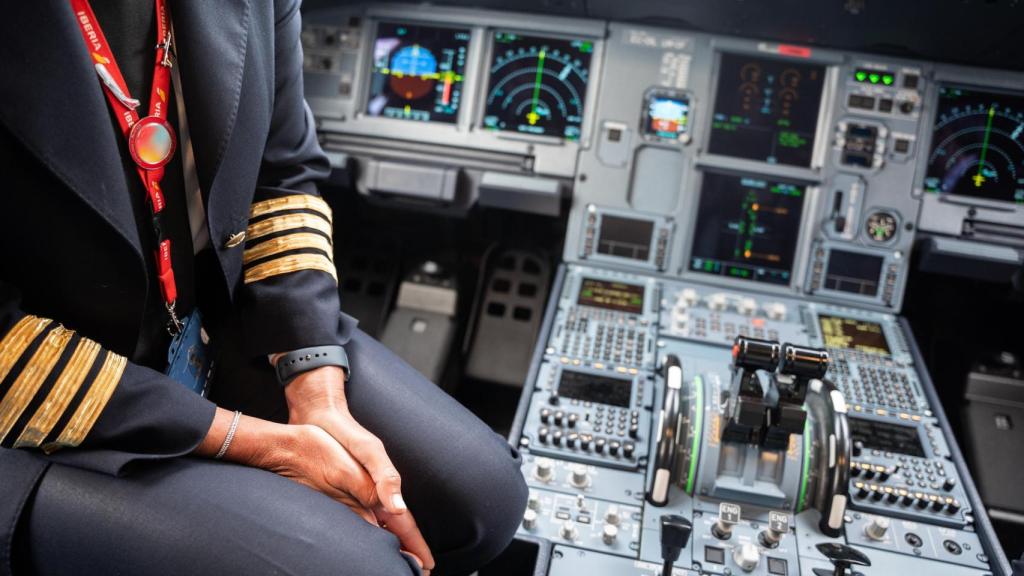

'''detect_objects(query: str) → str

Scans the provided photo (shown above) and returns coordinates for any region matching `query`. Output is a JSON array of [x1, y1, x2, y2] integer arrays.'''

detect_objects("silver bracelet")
[[215, 410, 242, 460]]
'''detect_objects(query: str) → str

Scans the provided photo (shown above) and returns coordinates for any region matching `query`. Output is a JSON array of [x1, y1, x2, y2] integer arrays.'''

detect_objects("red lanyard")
[[70, 0, 184, 334]]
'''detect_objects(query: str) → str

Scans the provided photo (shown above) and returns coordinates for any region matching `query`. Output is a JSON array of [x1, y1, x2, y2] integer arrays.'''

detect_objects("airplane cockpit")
[[297, 1, 1023, 574], [1, 1, 1022, 574]]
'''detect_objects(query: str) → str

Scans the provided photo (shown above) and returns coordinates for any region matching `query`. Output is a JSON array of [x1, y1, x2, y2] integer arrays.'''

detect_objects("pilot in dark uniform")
[[0, 2, 527, 575]]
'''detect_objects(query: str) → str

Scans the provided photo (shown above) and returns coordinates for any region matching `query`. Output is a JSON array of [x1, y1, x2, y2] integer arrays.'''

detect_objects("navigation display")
[[823, 250, 884, 297], [558, 369, 632, 408], [819, 314, 891, 355], [849, 417, 925, 457], [924, 84, 1024, 204], [689, 172, 806, 285], [577, 278, 644, 314], [708, 52, 827, 167], [483, 32, 593, 140], [365, 22, 470, 123], [597, 216, 654, 261]]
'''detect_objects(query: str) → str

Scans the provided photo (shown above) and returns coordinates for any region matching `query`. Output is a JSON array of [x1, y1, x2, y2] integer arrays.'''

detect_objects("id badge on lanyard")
[[166, 309, 214, 396], [72, 0, 213, 395]]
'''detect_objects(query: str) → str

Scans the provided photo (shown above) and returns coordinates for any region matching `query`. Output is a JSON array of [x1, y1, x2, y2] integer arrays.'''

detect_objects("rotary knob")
[[765, 302, 787, 321], [602, 523, 618, 545], [534, 458, 554, 482], [569, 464, 590, 488], [732, 542, 761, 572], [560, 520, 577, 541], [605, 505, 621, 526], [527, 491, 540, 510], [680, 288, 699, 307], [522, 509, 538, 530], [864, 516, 890, 541], [708, 293, 728, 311], [737, 297, 757, 316]]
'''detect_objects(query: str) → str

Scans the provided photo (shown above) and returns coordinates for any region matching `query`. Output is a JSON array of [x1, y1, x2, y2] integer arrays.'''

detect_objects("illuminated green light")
[[855, 71, 867, 82], [578, 41, 594, 53], [868, 73, 881, 84], [882, 74, 894, 86]]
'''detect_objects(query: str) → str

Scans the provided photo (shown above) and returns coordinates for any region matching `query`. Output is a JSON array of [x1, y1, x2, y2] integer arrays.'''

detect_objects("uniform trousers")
[[13, 328, 528, 575]]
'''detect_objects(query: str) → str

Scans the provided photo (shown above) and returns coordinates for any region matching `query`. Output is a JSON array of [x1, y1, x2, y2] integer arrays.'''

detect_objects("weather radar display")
[[365, 22, 470, 123], [483, 32, 593, 140], [925, 85, 1024, 205]]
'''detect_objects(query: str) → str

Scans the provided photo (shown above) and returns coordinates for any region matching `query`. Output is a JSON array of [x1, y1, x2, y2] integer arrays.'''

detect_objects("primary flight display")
[[365, 22, 470, 123]]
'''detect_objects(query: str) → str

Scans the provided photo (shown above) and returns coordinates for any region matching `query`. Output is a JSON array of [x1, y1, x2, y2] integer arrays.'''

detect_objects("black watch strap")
[[275, 345, 350, 386]]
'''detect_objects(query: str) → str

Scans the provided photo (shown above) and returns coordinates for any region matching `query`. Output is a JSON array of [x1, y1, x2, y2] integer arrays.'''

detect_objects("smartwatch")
[[274, 345, 350, 386]]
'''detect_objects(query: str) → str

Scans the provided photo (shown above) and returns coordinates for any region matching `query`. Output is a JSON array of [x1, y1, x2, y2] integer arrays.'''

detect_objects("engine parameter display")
[[849, 417, 925, 457], [819, 314, 891, 355], [483, 32, 593, 140], [823, 250, 883, 297], [558, 369, 632, 408], [577, 278, 644, 314], [597, 216, 654, 261], [708, 53, 826, 167], [690, 172, 806, 285], [366, 22, 470, 123], [924, 84, 1024, 205]]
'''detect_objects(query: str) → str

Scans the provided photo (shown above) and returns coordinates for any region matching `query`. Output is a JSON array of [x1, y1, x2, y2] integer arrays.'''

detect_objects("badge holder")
[[165, 309, 215, 396]]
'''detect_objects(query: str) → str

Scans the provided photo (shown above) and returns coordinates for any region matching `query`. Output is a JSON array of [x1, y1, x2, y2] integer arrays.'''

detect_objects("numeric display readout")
[[577, 278, 644, 314], [819, 314, 891, 355], [558, 369, 632, 408], [708, 52, 827, 167]]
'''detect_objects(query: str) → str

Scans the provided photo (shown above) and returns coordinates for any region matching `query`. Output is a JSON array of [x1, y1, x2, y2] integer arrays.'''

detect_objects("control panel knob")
[[579, 434, 592, 451], [538, 427, 550, 444], [539, 408, 551, 424], [569, 464, 590, 488], [943, 477, 957, 492], [565, 432, 578, 449], [548, 394, 560, 406], [732, 542, 761, 572], [738, 297, 757, 316], [594, 437, 606, 453], [522, 509, 538, 530], [602, 523, 618, 545], [605, 505, 621, 526], [947, 499, 961, 514], [864, 516, 890, 541], [554, 411, 565, 426], [551, 429, 563, 446], [765, 302, 787, 321], [534, 458, 554, 482], [628, 423, 639, 439], [567, 413, 578, 428], [712, 502, 740, 540], [852, 441, 864, 457], [527, 491, 541, 510], [680, 288, 699, 307], [560, 520, 577, 541], [623, 441, 636, 459], [759, 511, 789, 548], [608, 440, 621, 456], [708, 293, 728, 311]]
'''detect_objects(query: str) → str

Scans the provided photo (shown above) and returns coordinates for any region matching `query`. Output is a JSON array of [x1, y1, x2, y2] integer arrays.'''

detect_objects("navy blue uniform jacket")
[[0, 2, 351, 572]]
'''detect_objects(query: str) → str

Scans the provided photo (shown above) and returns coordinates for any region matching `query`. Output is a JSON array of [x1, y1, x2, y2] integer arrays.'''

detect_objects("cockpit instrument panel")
[[640, 88, 691, 143], [708, 52, 826, 167], [689, 172, 806, 285], [818, 314, 891, 355], [924, 84, 1024, 205], [365, 22, 470, 123], [577, 278, 645, 314], [483, 32, 593, 140]]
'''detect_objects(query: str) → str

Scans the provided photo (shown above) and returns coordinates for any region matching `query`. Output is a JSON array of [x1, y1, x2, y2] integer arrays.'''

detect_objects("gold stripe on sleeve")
[[48, 351, 127, 450], [250, 195, 332, 224], [244, 253, 338, 285], [0, 325, 74, 445], [245, 213, 332, 243], [0, 316, 52, 385], [13, 337, 102, 449], [243, 232, 334, 265]]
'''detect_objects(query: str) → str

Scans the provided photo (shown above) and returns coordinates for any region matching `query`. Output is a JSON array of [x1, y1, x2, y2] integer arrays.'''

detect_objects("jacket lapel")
[[169, 0, 251, 205], [0, 2, 142, 259]]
